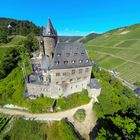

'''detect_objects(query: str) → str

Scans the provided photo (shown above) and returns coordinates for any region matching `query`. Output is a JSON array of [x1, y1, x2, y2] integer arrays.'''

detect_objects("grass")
[[0, 47, 13, 59], [0, 35, 25, 48], [3, 117, 79, 140], [56, 90, 90, 111], [85, 24, 140, 84]]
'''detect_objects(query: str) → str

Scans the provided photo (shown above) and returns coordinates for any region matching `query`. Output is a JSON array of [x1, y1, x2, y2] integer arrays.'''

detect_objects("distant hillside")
[[79, 33, 100, 43], [85, 24, 140, 84], [0, 18, 42, 36], [58, 36, 82, 43]]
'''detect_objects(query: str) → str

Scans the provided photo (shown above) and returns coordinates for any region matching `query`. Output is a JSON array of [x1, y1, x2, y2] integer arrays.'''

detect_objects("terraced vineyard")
[[0, 114, 12, 135], [85, 24, 140, 84]]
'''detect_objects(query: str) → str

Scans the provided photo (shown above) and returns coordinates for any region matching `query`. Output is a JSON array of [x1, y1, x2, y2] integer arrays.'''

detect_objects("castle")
[[26, 19, 93, 99]]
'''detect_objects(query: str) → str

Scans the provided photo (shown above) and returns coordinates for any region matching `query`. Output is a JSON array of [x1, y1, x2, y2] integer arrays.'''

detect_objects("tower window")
[[52, 53, 54, 58]]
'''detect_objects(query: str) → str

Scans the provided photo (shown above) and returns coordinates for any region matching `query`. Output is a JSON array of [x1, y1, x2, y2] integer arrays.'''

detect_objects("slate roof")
[[43, 18, 57, 37], [89, 78, 100, 89], [50, 42, 93, 69]]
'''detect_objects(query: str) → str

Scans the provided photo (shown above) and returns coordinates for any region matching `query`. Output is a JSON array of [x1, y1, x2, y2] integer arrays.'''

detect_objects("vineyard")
[[0, 114, 12, 135], [85, 24, 140, 84]]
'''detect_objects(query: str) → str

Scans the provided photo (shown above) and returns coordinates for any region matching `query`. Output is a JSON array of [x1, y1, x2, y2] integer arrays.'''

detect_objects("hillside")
[[58, 36, 82, 43], [0, 18, 42, 36], [85, 24, 140, 84], [79, 33, 100, 43]]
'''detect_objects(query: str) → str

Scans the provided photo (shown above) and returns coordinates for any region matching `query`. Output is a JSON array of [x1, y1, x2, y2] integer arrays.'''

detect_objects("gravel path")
[[0, 99, 94, 121]]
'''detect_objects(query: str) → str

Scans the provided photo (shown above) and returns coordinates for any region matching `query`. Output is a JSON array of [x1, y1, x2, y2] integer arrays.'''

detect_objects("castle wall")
[[50, 66, 92, 84], [27, 66, 92, 99], [26, 83, 51, 97], [50, 66, 92, 97]]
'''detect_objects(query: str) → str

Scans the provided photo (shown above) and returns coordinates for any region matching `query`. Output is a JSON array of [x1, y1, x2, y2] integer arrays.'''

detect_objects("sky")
[[0, 0, 140, 36]]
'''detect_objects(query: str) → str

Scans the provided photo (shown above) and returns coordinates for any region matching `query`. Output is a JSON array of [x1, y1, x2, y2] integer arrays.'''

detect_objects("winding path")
[[0, 99, 94, 121]]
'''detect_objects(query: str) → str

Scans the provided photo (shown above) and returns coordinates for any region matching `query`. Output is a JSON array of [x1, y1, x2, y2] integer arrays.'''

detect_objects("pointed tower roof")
[[43, 18, 57, 37]]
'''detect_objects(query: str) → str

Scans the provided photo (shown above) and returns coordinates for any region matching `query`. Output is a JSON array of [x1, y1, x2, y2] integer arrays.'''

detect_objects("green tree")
[[24, 33, 39, 52], [0, 31, 8, 43]]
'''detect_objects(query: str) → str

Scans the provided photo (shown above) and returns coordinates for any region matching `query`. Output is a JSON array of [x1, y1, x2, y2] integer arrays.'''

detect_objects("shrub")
[[74, 109, 86, 122]]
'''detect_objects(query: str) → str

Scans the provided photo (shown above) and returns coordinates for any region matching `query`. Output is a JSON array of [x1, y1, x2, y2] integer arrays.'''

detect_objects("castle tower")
[[42, 18, 57, 60]]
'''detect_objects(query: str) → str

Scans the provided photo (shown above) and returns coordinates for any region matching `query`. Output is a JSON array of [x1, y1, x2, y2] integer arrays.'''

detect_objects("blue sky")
[[0, 0, 140, 36]]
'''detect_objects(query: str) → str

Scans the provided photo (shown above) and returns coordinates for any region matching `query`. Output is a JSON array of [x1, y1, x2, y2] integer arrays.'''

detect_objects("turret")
[[42, 18, 57, 60]]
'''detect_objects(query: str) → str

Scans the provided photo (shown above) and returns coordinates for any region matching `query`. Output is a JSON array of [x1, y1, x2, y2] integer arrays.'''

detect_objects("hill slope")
[[79, 33, 100, 43], [0, 18, 42, 36], [85, 24, 140, 84], [58, 36, 82, 43]]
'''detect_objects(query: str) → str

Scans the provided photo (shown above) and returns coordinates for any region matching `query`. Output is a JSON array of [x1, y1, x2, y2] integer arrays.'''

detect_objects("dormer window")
[[79, 60, 83, 63], [57, 53, 61, 56], [86, 59, 89, 63], [55, 61, 60, 65], [71, 60, 75, 64], [64, 61, 68, 64]]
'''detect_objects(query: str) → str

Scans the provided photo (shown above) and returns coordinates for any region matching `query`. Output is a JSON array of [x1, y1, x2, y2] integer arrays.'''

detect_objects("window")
[[72, 70, 75, 74], [81, 53, 84, 56], [71, 60, 75, 64], [57, 53, 61, 56], [56, 81, 59, 84], [55, 61, 60, 65], [86, 59, 89, 63], [85, 68, 89, 72], [64, 60, 68, 64], [79, 69, 83, 74], [56, 73, 60, 76], [79, 60, 83, 63]]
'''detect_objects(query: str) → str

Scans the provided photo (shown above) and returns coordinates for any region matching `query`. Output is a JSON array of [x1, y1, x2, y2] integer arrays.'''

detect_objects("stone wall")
[[27, 66, 92, 98], [50, 66, 92, 84], [43, 37, 56, 59], [26, 83, 51, 97]]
